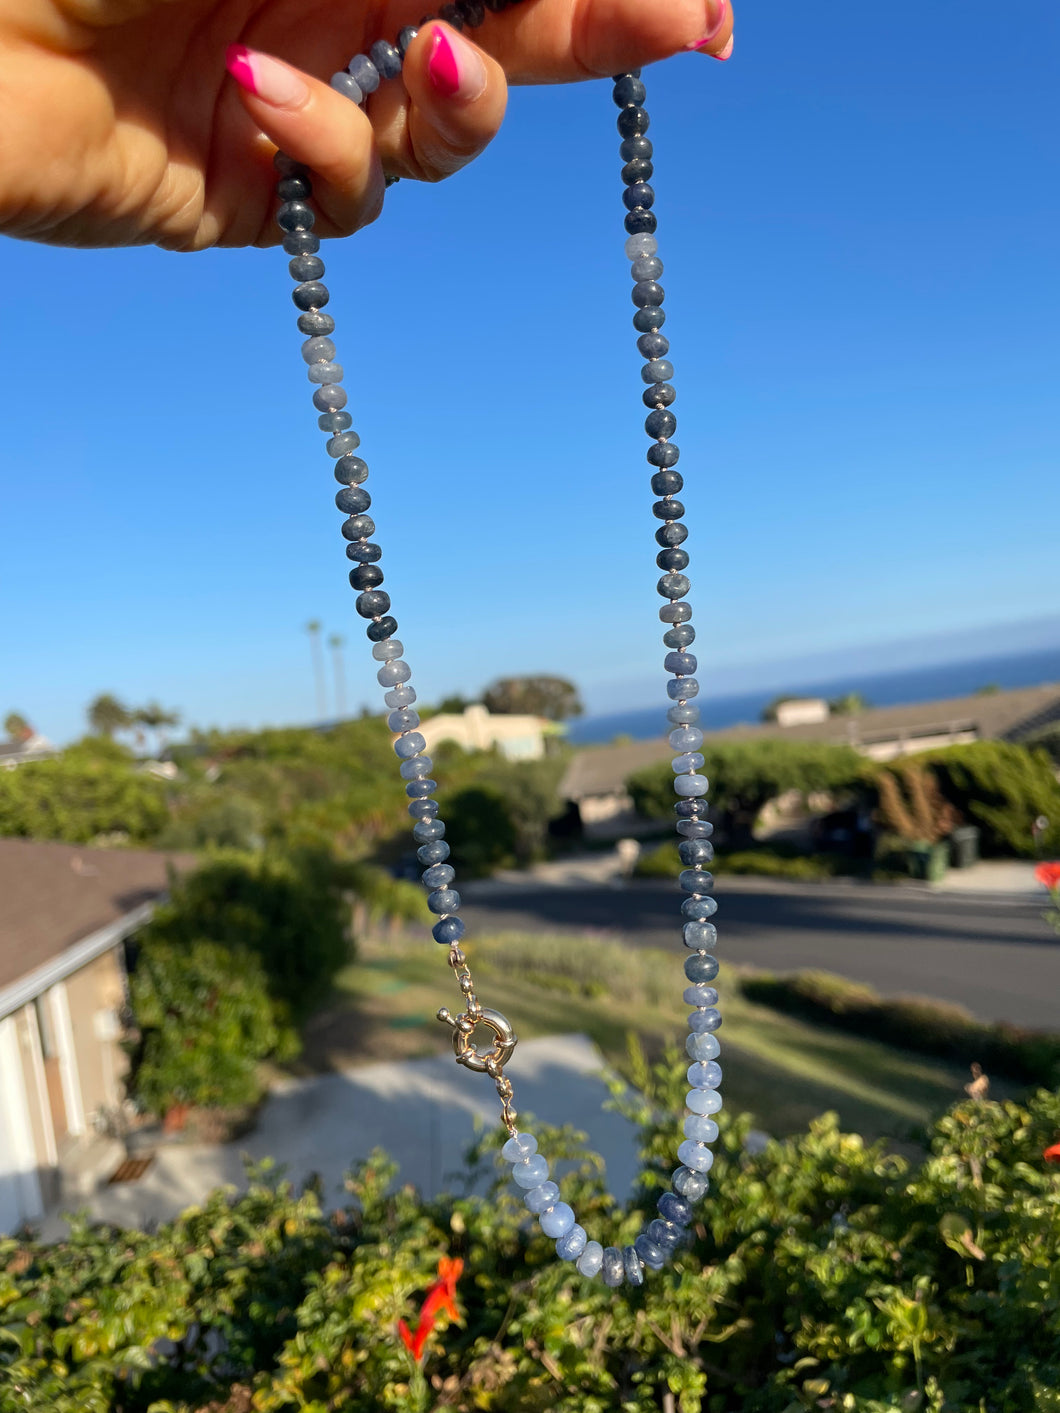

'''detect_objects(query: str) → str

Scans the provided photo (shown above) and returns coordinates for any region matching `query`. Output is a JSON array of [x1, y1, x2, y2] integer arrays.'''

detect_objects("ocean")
[[566, 645, 1060, 746]]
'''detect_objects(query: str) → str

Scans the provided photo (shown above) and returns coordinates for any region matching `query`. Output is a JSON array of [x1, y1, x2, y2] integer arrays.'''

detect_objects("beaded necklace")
[[273, 9, 719, 1289]]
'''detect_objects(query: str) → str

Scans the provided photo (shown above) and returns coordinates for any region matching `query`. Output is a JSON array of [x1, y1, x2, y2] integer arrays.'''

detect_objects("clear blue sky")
[[2, 1, 1058, 743]]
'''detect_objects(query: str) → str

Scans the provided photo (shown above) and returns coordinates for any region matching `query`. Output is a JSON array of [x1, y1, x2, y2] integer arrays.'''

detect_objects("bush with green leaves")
[[0, 747, 168, 844], [741, 968, 1060, 1088], [633, 841, 848, 882], [127, 939, 296, 1114], [5, 1063, 1060, 1413]]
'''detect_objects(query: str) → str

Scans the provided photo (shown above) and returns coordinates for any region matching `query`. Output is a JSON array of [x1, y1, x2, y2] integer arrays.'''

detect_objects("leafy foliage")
[[741, 969, 1060, 1088], [634, 840, 848, 881], [4, 1081, 1060, 1412], [0, 750, 169, 843], [481, 674, 583, 721], [445, 755, 568, 872]]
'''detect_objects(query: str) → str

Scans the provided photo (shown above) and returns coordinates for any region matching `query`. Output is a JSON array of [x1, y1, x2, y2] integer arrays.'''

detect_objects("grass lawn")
[[287, 925, 1020, 1147]]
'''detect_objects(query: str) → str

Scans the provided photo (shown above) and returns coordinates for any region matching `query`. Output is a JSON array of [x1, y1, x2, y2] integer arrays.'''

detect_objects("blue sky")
[[2, 0, 1058, 743]]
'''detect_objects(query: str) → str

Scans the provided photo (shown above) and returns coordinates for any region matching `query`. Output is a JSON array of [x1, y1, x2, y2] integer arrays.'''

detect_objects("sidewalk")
[[930, 860, 1043, 895], [38, 1034, 640, 1243]]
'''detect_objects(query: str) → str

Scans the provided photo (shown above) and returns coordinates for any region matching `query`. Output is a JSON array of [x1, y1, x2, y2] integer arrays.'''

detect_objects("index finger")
[[379, 0, 732, 84]]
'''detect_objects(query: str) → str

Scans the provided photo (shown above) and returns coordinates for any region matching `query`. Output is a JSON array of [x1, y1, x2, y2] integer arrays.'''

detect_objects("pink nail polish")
[[225, 44, 309, 107], [427, 26, 486, 102], [711, 35, 734, 61], [686, 0, 729, 52]]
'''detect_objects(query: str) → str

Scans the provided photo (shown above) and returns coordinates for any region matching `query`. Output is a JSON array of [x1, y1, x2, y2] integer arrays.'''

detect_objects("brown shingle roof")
[[0, 840, 195, 992]]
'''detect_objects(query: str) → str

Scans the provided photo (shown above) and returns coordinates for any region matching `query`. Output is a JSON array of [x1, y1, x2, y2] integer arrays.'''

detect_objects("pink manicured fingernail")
[[711, 35, 734, 61], [225, 44, 309, 107], [686, 0, 729, 51], [427, 26, 487, 101]]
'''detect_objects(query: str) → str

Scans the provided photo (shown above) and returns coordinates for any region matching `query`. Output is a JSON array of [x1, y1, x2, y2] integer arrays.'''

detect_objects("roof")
[[560, 682, 1060, 800], [0, 839, 195, 994]]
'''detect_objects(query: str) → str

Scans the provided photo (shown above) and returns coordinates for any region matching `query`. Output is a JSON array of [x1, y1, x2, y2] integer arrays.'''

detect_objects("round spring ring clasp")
[[437, 1005, 518, 1075]]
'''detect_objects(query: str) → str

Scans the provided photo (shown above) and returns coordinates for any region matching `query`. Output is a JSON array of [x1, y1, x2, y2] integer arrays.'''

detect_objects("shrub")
[[633, 842, 841, 881], [0, 753, 168, 843], [127, 939, 295, 1114], [741, 968, 1060, 1087]]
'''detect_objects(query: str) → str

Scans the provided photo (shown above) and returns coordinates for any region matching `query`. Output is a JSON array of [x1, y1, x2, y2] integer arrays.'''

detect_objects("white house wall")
[[0, 1016, 43, 1232]]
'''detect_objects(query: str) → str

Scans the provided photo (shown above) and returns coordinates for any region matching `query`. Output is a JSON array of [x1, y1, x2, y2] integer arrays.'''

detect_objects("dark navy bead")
[[335, 454, 368, 484], [284, 231, 321, 256], [656, 522, 688, 547], [406, 777, 436, 798], [293, 281, 329, 310], [318, 411, 353, 432], [370, 39, 403, 78], [619, 134, 653, 162], [658, 1192, 693, 1226], [601, 1247, 625, 1288], [663, 623, 695, 648], [657, 548, 689, 572], [397, 25, 419, 54], [347, 54, 380, 93], [367, 616, 398, 641], [648, 442, 680, 468], [433, 916, 465, 944], [314, 386, 347, 414], [624, 183, 655, 212], [335, 486, 370, 514], [438, 2, 465, 29], [637, 332, 669, 359], [651, 468, 682, 495], [273, 152, 308, 176], [644, 382, 676, 407], [645, 410, 676, 439], [289, 255, 325, 282], [622, 157, 654, 185], [276, 200, 315, 232], [300, 312, 336, 336], [623, 1246, 644, 1286], [666, 651, 697, 674], [632, 306, 665, 332], [648, 1217, 683, 1250], [643, 358, 674, 382], [277, 174, 311, 201], [612, 74, 646, 107], [634, 1234, 666, 1269], [349, 564, 384, 590], [457, 0, 486, 25], [417, 841, 450, 865], [624, 208, 657, 235], [617, 106, 650, 138], [675, 800, 707, 818], [685, 953, 720, 984], [356, 590, 390, 618], [678, 820, 713, 839], [658, 573, 690, 599], [346, 541, 382, 563], [652, 498, 684, 520], [632, 281, 664, 308], [679, 839, 714, 866], [341, 514, 376, 540]]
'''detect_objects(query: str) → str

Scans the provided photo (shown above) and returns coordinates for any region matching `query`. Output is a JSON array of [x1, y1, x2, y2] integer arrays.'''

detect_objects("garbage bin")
[[907, 843, 950, 882], [949, 825, 980, 869]]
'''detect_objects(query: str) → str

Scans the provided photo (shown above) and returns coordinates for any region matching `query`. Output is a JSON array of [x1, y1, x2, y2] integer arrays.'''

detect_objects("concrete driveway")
[[40, 1034, 641, 1241]]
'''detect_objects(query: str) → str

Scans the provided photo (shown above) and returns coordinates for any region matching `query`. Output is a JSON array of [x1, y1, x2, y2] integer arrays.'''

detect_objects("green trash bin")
[[949, 826, 980, 869], [907, 843, 950, 882]]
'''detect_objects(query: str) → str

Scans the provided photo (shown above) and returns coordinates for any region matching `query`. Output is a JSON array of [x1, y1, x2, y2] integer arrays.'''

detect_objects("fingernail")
[[711, 35, 734, 61], [427, 25, 487, 101], [225, 44, 309, 107], [686, 0, 729, 51]]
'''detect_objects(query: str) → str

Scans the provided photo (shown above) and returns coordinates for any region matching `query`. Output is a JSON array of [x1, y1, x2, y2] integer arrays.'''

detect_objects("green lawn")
[[288, 926, 1019, 1147]]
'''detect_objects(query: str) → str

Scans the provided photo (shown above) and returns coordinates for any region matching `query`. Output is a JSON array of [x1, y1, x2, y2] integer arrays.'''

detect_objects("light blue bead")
[[683, 921, 717, 950], [688, 1060, 721, 1088], [686, 1034, 722, 1065], [327, 432, 361, 458], [388, 709, 420, 733], [625, 232, 658, 259], [400, 756, 433, 780], [577, 1240, 604, 1277], [377, 660, 412, 687], [502, 1132, 537, 1161], [308, 360, 344, 384], [667, 704, 699, 724], [330, 71, 363, 103], [540, 1203, 575, 1239], [673, 775, 708, 797], [556, 1223, 587, 1259], [394, 732, 426, 759], [524, 1181, 559, 1214], [688, 1007, 721, 1033], [684, 1114, 719, 1142], [669, 726, 703, 751], [678, 1140, 715, 1173], [412, 819, 444, 842], [512, 1154, 549, 1188], [686, 1087, 723, 1116], [673, 1165, 711, 1201], [687, 1030, 720, 1059], [385, 685, 417, 708], [301, 336, 336, 364], [372, 638, 403, 661], [684, 984, 718, 1007], [671, 752, 705, 773]]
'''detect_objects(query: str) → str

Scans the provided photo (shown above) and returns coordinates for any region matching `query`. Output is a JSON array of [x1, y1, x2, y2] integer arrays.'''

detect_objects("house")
[[417, 703, 556, 762], [0, 839, 191, 1233], [0, 731, 57, 770], [560, 682, 1060, 834]]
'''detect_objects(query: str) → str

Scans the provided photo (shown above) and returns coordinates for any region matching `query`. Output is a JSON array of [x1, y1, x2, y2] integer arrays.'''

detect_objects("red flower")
[[397, 1256, 464, 1364], [1044, 1143, 1060, 1164], [1035, 862, 1060, 890]]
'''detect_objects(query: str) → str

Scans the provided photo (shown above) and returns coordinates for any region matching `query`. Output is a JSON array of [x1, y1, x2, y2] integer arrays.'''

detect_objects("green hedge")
[[741, 968, 1060, 1088], [4, 1074, 1060, 1412]]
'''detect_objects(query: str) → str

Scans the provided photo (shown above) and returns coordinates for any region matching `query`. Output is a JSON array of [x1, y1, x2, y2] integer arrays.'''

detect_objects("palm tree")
[[88, 693, 131, 738], [135, 701, 181, 756], [305, 620, 326, 721], [328, 633, 347, 719], [3, 712, 31, 742]]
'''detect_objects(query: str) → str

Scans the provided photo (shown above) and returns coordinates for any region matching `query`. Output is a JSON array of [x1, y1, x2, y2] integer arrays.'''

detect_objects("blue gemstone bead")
[[335, 456, 369, 486], [674, 776, 708, 798], [644, 381, 675, 406], [648, 442, 681, 468], [335, 486, 370, 514], [685, 953, 719, 984], [417, 841, 450, 865], [601, 1247, 625, 1287], [687, 1087, 723, 1116], [682, 897, 717, 922], [524, 1181, 559, 1214], [684, 984, 719, 1007], [292, 281, 329, 310], [400, 754, 432, 776], [556, 1225, 587, 1260], [421, 864, 454, 889], [651, 468, 683, 495], [501, 1133, 537, 1161], [659, 574, 691, 601], [612, 73, 646, 106], [347, 53, 380, 93], [308, 361, 343, 384], [667, 704, 699, 725], [686, 1034, 722, 1065], [684, 1114, 719, 1143], [623, 1246, 644, 1286], [384, 683, 415, 706], [679, 839, 714, 866], [298, 311, 334, 335], [289, 255, 325, 282], [643, 358, 674, 383], [302, 335, 336, 364], [427, 888, 460, 915], [625, 208, 656, 235], [313, 383, 347, 410], [405, 777, 435, 797], [342, 515, 376, 540], [540, 1203, 576, 1239], [670, 726, 703, 750], [370, 39, 403, 78], [394, 732, 427, 759], [678, 1141, 715, 1174], [397, 25, 419, 55], [350, 565, 383, 591], [633, 306, 665, 332], [346, 543, 381, 565], [512, 1153, 550, 1188], [284, 231, 320, 257], [432, 917, 464, 944], [688, 1060, 722, 1089], [638, 332, 670, 359], [319, 411, 353, 432], [683, 922, 717, 951], [679, 869, 711, 894], [631, 254, 663, 280], [634, 1234, 666, 1270], [632, 279, 664, 307], [665, 652, 697, 675], [409, 799, 438, 819], [376, 659, 411, 685], [646, 409, 676, 438], [659, 600, 691, 622], [330, 71, 363, 102], [648, 1218, 681, 1250], [414, 819, 445, 842], [658, 1192, 693, 1226], [673, 1165, 711, 1201], [577, 1240, 604, 1277], [276, 200, 314, 232], [688, 1008, 722, 1034]]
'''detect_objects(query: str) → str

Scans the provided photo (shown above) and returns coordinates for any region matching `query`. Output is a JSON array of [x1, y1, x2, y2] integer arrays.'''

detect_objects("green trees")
[[0, 750, 169, 843], [87, 692, 131, 738], [2, 712, 31, 741], [482, 674, 584, 721]]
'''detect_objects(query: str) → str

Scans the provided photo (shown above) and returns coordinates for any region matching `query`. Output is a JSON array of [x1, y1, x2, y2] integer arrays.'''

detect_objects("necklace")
[[272, 11, 720, 1289]]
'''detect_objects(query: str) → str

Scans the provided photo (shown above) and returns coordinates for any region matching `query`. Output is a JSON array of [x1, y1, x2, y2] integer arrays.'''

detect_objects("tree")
[[87, 692, 131, 738], [828, 691, 871, 715], [482, 675, 583, 721], [305, 620, 326, 721], [3, 711, 31, 741], [328, 633, 347, 718], [436, 693, 472, 715], [133, 701, 181, 756]]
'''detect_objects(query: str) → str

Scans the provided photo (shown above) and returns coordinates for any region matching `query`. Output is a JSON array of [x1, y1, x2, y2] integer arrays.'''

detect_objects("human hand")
[[0, 0, 732, 251]]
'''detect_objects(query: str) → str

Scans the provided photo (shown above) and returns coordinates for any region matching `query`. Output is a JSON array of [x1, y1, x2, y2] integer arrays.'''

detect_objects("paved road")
[[461, 878, 1060, 1031]]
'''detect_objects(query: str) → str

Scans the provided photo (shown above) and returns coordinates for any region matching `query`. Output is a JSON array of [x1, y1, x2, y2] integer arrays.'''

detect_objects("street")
[[461, 876, 1060, 1031]]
